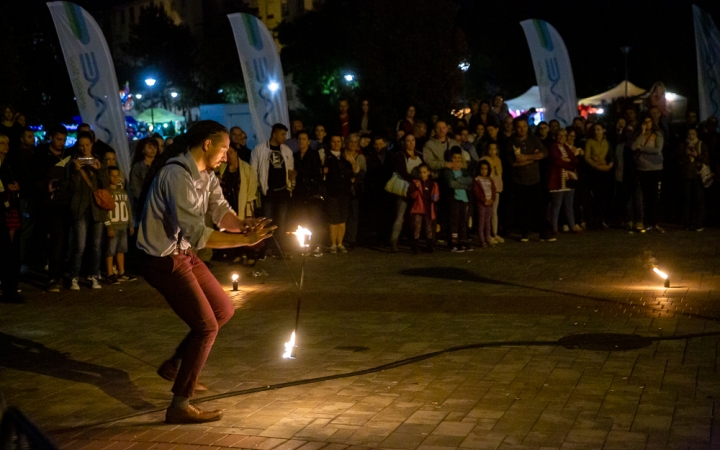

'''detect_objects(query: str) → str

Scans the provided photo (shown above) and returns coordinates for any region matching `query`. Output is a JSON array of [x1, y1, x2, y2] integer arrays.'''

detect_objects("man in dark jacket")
[[35, 125, 70, 292]]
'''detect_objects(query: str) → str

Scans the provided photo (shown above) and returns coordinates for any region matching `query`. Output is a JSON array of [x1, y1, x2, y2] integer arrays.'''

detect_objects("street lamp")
[[344, 74, 354, 82], [145, 78, 157, 130], [170, 92, 178, 98], [135, 94, 142, 99]]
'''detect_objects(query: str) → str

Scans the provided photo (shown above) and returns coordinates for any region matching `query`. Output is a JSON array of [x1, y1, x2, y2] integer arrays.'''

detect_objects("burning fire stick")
[[653, 267, 670, 288], [283, 226, 312, 359]]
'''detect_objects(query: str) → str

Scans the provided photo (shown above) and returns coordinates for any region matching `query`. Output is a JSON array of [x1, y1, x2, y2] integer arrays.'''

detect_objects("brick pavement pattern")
[[1, 228, 719, 450]]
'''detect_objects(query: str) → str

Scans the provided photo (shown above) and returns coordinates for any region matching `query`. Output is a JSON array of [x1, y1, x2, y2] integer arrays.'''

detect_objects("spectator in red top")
[[409, 164, 438, 253]]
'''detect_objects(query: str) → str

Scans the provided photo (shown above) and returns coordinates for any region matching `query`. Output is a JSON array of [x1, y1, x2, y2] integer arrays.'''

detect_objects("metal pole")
[[294, 252, 306, 333], [624, 54, 628, 98], [290, 235, 309, 358]]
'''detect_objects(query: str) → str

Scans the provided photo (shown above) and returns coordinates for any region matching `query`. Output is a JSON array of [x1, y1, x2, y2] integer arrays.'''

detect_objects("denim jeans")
[[391, 197, 409, 241], [345, 198, 361, 244], [549, 190, 576, 233], [69, 210, 104, 279], [262, 191, 289, 250], [448, 198, 469, 245]]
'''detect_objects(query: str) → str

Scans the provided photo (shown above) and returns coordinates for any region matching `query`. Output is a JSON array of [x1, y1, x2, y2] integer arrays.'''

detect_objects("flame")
[[653, 267, 668, 279], [291, 226, 312, 248], [283, 331, 296, 359], [231, 273, 239, 282]]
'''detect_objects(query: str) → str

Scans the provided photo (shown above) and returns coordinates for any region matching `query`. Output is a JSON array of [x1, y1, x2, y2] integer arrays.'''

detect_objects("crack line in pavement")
[[49, 330, 720, 435]]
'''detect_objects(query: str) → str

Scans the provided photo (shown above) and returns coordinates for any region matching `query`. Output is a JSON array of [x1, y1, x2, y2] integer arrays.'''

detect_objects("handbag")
[[700, 163, 714, 188], [79, 168, 115, 211], [384, 172, 410, 197]]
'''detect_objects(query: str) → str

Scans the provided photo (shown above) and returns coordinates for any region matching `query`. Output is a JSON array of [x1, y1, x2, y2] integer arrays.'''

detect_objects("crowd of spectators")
[[1, 89, 718, 301]]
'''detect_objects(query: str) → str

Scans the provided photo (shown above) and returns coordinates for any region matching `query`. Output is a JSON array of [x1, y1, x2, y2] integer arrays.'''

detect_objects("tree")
[[278, 0, 468, 131], [122, 5, 201, 111], [0, 2, 78, 125]]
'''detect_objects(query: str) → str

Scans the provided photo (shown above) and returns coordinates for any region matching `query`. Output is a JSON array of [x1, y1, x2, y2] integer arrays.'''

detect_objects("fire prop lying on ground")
[[653, 267, 670, 288], [283, 226, 312, 359]]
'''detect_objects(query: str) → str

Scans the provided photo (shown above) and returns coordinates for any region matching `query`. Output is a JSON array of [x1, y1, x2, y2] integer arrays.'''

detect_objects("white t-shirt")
[[406, 155, 422, 174]]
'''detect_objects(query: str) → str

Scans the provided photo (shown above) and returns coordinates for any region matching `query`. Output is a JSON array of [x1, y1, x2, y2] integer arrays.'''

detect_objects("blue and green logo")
[[242, 13, 263, 51], [533, 19, 553, 51], [64, 2, 90, 45]]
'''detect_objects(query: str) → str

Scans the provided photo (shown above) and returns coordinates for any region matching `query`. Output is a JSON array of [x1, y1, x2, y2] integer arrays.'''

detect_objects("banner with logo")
[[693, 5, 720, 121], [47, 2, 130, 176], [520, 19, 577, 127], [228, 13, 290, 145]]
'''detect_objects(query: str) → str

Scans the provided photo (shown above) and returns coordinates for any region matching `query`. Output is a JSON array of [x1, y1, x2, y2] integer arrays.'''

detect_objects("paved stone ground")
[[1, 228, 720, 450]]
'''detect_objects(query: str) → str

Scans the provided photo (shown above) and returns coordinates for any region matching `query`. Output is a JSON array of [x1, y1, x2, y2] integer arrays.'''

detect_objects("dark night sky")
[[456, 0, 720, 108], [5, 0, 720, 116]]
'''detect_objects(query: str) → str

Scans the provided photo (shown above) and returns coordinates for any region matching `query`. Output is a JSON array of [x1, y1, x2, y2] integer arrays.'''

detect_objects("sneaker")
[[91, 277, 102, 289], [70, 278, 80, 291], [562, 225, 569, 232], [106, 274, 120, 285], [118, 274, 137, 282], [494, 235, 504, 243], [481, 242, 489, 248], [463, 244, 474, 252], [547, 236, 557, 242], [329, 245, 337, 254], [313, 246, 323, 257], [695, 227, 704, 232], [338, 245, 348, 253], [626, 221, 634, 230], [451, 246, 465, 253], [635, 221, 644, 231], [47, 280, 60, 293], [573, 224, 583, 233], [520, 236, 529, 243], [489, 237, 498, 245], [653, 225, 665, 233]]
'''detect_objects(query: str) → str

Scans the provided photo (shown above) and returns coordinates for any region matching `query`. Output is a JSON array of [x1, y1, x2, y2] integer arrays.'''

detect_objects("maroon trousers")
[[142, 252, 234, 397]]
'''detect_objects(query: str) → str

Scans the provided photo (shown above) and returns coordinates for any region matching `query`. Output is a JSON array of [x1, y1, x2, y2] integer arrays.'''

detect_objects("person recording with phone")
[[67, 131, 108, 291]]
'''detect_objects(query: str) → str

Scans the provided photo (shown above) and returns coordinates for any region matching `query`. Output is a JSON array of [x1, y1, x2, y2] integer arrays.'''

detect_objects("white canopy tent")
[[505, 86, 542, 114], [578, 81, 647, 106], [505, 81, 687, 122]]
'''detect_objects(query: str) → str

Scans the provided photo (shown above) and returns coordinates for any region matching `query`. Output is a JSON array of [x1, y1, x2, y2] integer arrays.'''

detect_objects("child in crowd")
[[479, 142, 504, 243], [104, 166, 136, 284], [473, 160, 497, 247], [442, 146, 473, 252], [103, 149, 124, 188], [409, 164, 439, 253]]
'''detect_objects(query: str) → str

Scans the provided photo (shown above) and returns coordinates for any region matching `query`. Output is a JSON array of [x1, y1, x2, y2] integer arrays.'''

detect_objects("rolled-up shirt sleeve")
[[206, 172, 234, 225]]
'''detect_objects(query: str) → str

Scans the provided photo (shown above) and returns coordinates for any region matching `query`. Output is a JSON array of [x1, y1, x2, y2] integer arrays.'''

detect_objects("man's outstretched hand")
[[245, 223, 276, 246]]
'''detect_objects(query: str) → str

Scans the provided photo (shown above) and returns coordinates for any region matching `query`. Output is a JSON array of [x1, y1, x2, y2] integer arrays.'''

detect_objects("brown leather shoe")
[[157, 360, 208, 392], [165, 404, 223, 424]]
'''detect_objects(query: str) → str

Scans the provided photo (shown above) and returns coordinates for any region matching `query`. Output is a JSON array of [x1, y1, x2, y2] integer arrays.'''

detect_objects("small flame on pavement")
[[291, 226, 312, 248], [653, 267, 668, 279], [283, 331, 296, 359]]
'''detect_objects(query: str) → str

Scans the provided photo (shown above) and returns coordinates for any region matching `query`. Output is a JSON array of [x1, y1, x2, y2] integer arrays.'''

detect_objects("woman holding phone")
[[67, 131, 108, 290]]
